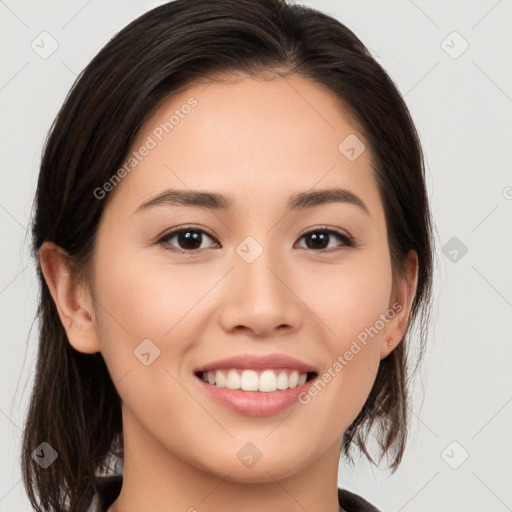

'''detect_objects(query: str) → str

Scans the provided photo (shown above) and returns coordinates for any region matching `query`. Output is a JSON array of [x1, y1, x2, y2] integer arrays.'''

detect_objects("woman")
[[21, 0, 434, 511]]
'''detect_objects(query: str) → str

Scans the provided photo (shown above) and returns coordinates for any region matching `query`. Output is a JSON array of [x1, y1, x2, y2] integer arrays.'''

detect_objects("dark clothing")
[[83, 474, 381, 512]]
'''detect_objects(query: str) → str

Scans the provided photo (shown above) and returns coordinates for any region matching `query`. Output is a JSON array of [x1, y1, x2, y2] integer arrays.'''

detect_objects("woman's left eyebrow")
[[132, 187, 370, 216]]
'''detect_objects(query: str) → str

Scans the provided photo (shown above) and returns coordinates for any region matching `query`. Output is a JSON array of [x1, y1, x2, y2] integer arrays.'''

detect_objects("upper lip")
[[194, 353, 318, 374]]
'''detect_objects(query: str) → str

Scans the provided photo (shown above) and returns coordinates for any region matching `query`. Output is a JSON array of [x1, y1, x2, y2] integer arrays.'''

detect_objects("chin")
[[188, 439, 316, 483]]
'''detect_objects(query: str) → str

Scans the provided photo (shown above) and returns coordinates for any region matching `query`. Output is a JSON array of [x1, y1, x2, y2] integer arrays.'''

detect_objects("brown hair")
[[21, 0, 434, 510]]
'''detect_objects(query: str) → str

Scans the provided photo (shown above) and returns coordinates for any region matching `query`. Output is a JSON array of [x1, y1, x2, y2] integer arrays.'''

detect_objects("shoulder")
[[81, 474, 123, 512], [338, 488, 382, 512], [82, 476, 379, 512]]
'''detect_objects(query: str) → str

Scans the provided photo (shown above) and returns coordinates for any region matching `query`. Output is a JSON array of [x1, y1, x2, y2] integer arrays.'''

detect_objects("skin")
[[40, 73, 418, 512]]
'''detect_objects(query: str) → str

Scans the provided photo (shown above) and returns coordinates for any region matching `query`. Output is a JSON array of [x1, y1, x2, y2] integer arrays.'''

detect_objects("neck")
[[108, 410, 344, 512]]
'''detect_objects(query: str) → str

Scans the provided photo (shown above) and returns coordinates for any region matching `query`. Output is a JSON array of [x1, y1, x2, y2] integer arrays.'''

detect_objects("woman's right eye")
[[158, 227, 220, 253]]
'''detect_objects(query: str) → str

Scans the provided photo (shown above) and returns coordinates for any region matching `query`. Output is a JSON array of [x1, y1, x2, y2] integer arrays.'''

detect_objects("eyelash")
[[157, 225, 357, 254]]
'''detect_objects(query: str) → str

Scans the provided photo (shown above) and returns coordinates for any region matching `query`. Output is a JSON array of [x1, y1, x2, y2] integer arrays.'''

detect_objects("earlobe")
[[39, 241, 101, 354], [380, 249, 419, 359]]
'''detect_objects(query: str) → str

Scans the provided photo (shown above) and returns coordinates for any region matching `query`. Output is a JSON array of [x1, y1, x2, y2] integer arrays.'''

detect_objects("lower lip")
[[195, 375, 316, 416]]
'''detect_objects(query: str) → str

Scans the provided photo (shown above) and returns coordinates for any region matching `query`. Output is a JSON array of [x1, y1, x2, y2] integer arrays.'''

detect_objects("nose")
[[217, 246, 304, 338]]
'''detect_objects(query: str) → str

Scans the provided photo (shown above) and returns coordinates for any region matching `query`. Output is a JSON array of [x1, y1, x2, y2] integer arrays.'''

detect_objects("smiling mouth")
[[194, 368, 318, 392]]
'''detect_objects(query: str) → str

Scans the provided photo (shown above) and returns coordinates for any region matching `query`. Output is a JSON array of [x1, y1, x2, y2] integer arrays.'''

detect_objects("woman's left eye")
[[295, 228, 355, 252], [158, 226, 355, 253]]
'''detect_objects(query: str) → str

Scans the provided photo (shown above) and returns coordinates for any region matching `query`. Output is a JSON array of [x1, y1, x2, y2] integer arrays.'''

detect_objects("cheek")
[[312, 251, 393, 351], [297, 250, 392, 420], [90, 250, 209, 435], [94, 239, 221, 335], [91, 241, 238, 400], [90, 243, 192, 374]]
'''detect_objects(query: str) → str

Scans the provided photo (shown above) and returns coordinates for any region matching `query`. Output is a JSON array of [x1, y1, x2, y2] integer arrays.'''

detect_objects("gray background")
[[1, 0, 511, 510]]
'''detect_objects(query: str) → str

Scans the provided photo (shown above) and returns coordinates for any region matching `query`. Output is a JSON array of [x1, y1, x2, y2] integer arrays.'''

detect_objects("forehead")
[[106, 73, 381, 217]]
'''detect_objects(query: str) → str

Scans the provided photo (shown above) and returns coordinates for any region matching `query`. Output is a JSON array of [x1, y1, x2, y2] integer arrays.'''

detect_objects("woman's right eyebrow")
[[133, 189, 231, 215], [132, 187, 370, 217]]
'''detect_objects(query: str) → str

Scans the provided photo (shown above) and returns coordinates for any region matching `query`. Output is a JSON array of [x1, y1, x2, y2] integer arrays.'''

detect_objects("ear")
[[380, 249, 419, 359], [39, 241, 101, 354]]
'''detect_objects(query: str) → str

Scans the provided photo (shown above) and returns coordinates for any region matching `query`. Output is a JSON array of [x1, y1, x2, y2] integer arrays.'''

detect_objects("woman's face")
[[75, 74, 415, 481]]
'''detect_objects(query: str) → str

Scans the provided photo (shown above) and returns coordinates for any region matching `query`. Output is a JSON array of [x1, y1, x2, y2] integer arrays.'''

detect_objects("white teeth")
[[288, 370, 299, 388], [202, 369, 309, 391], [226, 369, 240, 390], [240, 370, 259, 391], [276, 371, 289, 390], [259, 370, 277, 392], [215, 370, 227, 387]]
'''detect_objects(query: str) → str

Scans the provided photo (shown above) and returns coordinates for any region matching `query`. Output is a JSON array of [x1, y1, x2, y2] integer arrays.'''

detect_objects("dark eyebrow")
[[133, 187, 370, 216], [287, 187, 369, 215], [133, 189, 232, 214]]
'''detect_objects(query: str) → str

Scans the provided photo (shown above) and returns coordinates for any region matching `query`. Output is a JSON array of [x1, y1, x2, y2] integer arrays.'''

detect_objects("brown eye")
[[158, 226, 355, 254], [296, 228, 355, 252], [160, 227, 219, 252]]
